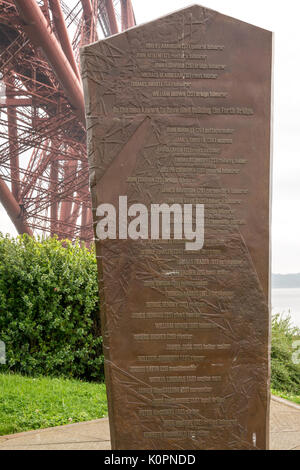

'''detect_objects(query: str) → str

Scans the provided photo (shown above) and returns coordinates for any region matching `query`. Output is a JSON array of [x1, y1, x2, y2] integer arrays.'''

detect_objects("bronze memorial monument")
[[81, 5, 273, 450]]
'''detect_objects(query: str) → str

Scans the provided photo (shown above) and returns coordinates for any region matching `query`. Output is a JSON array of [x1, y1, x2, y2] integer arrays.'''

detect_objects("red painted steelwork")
[[120, 0, 135, 31], [49, 0, 81, 80], [13, 0, 86, 125], [81, 0, 98, 43], [0, 176, 33, 235], [0, 0, 136, 241], [105, 0, 119, 35]]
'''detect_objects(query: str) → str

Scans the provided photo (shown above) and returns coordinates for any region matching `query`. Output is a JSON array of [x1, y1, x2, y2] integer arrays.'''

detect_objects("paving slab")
[[270, 396, 300, 450], [0, 418, 111, 450], [0, 397, 299, 450]]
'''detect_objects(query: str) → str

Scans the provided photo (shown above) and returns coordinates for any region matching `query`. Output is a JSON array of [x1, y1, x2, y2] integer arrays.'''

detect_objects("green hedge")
[[0, 234, 103, 382], [271, 314, 300, 394]]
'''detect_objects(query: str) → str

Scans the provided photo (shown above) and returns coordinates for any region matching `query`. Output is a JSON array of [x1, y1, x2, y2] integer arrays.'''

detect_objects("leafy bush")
[[0, 234, 103, 382], [271, 313, 300, 394]]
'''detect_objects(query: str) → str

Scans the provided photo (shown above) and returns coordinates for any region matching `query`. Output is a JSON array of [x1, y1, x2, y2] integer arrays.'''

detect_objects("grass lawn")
[[272, 389, 300, 406], [0, 373, 108, 436]]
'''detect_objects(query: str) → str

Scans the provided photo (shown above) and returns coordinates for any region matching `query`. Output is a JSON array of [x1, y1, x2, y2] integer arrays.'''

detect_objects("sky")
[[1, 0, 300, 274]]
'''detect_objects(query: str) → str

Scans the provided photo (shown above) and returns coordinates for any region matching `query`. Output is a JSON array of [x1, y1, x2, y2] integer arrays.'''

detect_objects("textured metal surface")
[[82, 5, 272, 450]]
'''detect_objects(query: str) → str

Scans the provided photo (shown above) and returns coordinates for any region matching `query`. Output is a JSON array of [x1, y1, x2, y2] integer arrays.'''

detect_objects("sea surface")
[[272, 288, 300, 328]]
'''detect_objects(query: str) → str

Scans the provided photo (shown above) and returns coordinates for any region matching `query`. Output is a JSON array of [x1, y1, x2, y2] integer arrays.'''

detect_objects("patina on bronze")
[[81, 5, 273, 450]]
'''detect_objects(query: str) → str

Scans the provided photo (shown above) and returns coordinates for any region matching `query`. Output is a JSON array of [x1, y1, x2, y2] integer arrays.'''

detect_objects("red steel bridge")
[[0, 0, 135, 242]]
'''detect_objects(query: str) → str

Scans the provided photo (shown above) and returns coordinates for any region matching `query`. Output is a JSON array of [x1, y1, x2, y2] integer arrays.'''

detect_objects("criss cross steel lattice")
[[0, 0, 135, 242]]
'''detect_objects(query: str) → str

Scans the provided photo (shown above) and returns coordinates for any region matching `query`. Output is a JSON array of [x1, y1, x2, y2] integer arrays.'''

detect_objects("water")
[[272, 288, 300, 328]]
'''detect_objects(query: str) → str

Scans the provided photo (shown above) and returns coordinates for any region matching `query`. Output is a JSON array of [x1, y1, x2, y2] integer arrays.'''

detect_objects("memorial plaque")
[[81, 5, 272, 450]]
